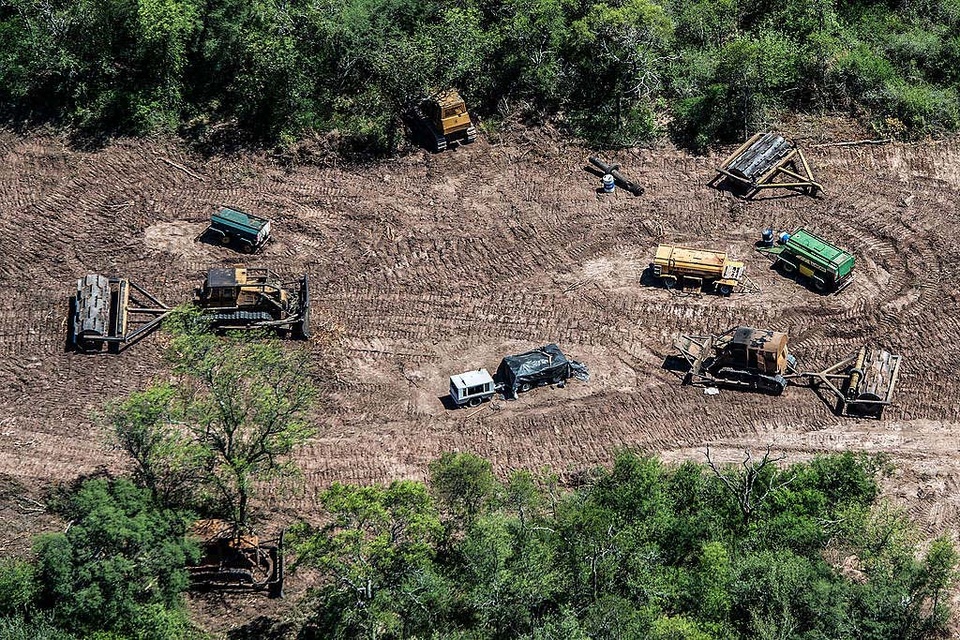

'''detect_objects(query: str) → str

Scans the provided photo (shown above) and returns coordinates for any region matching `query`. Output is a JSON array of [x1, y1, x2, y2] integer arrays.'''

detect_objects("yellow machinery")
[[72, 267, 310, 352], [196, 267, 310, 339], [188, 519, 284, 598], [409, 89, 477, 152], [673, 326, 901, 417], [675, 326, 796, 395], [652, 244, 745, 295]]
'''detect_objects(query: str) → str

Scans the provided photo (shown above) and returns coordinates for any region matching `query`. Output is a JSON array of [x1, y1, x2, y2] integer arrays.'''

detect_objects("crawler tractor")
[[407, 89, 476, 152], [676, 327, 796, 395], [188, 520, 284, 598], [195, 267, 310, 339], [673, 326, 901, 417]]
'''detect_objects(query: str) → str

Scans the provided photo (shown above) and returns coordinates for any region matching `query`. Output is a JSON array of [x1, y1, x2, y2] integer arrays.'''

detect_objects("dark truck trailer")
[[496, 344, 584, 398], [209, 207, 272, 254]]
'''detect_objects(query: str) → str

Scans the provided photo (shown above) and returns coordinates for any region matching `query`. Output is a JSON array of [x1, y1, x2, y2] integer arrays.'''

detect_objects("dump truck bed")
[[655, 245, 726, 269], [212, 208, 269, 234]]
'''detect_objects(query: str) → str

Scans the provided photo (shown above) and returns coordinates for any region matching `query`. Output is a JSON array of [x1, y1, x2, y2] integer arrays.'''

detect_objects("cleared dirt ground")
[[1, 124, 959, 567]]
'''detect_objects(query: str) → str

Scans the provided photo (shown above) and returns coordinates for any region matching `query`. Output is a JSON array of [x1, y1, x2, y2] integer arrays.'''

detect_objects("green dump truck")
[[208, 207, 271, 254], [759, 228, 855, 291]]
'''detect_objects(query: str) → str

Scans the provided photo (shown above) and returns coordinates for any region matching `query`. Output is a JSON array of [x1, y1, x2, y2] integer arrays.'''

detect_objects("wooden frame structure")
[[712, 132, 822, 198], [72, 275, 172, 353]]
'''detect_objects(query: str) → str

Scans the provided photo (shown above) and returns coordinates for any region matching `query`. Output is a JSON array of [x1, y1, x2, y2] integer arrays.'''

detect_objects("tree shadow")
[[226, 616, 296, 640]]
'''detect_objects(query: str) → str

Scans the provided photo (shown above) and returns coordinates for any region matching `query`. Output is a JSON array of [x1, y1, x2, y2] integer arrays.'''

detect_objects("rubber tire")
[[519, 382, 532, 393], [813, 278, 827, 292], [718, 284, 732, 296], [220, 233, 232, 245], [781, 261, 796, 273], [468, 397, 481, 408], [240, 241, 254, 254]]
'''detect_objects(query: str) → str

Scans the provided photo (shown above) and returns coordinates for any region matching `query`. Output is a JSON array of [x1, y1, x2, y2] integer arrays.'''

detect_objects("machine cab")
[[199, 267, 242, 306], [449, 369, 495, 407]]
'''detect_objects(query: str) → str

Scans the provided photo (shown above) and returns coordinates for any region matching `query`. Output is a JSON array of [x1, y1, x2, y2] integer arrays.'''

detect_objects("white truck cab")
[[449, 369, 496, 407]]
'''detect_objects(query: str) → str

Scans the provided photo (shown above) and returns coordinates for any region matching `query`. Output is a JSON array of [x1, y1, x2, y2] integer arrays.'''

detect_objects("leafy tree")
[[0, 615, 78, 640], [112, 308, 317, 530], [428, 451, 497, 523], [106, 384, 206, 506], [567, 0, 673, 145], [293, 480, 446, 638], [28, 478, 199, 639], [292, 451, 957, 638], [0, 559, 37, 618]]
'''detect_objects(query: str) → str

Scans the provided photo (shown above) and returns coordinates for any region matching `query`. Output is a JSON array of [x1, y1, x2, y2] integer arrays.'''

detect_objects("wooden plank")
[[811, 138, 891, 148], [795, 149, 822, 193], [754, 181, 821, 189], [716, 167, 753, 186]]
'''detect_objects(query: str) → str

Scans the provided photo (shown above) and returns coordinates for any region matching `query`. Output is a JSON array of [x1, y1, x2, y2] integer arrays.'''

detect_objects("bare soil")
[[1, 124, 959, 634]]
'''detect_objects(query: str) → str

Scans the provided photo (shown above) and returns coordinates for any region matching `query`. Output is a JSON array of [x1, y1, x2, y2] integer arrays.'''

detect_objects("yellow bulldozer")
[[406, 89, 477, 152], [195, 267, 310, 339]]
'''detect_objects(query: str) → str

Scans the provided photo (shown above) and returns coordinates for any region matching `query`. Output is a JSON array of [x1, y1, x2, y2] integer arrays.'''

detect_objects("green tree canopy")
[[17, 478, 199, 639], [110, 308, 317, 530], [292, 450, 957, 639]]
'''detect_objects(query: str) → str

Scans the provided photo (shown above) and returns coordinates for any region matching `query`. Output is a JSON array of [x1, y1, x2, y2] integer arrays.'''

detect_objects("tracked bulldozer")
[[188, 519, 284, 598], [676, 326, 796, 395], [407, 89, 476, 152], [673, 326, 901, 417], [71, 267, 311, 352], [196, 267, 310, 339]]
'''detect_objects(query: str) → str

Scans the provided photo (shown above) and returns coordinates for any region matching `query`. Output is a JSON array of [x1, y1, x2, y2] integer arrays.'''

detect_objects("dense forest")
[[2, 0, 960, 151], [1, 450, 957, 638]]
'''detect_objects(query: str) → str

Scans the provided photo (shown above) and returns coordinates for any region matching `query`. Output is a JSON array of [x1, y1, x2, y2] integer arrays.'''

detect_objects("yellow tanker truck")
[[651, 244, 745, 295]]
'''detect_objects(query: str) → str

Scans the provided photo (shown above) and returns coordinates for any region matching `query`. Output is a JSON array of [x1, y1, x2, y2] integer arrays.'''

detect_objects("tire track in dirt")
[[1, 132, 959, 539]]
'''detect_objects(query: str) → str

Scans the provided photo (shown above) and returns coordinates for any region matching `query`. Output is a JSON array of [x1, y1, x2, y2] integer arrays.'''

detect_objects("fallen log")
[[588, 156, 644, 196]]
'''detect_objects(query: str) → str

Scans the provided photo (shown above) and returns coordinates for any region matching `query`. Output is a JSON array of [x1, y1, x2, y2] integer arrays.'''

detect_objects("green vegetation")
[[0, 478, 200, 639], [293, 451, 958, 639], [109, 308, 317, 528], [3, 0, 960, 150], [0, 320, 955, 639], [0, 314, 318, 639], [0, 450, 956, 639]]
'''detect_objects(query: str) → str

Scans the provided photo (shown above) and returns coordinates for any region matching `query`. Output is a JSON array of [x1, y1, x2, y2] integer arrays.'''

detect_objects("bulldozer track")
[[0, 131, 959, 545]]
